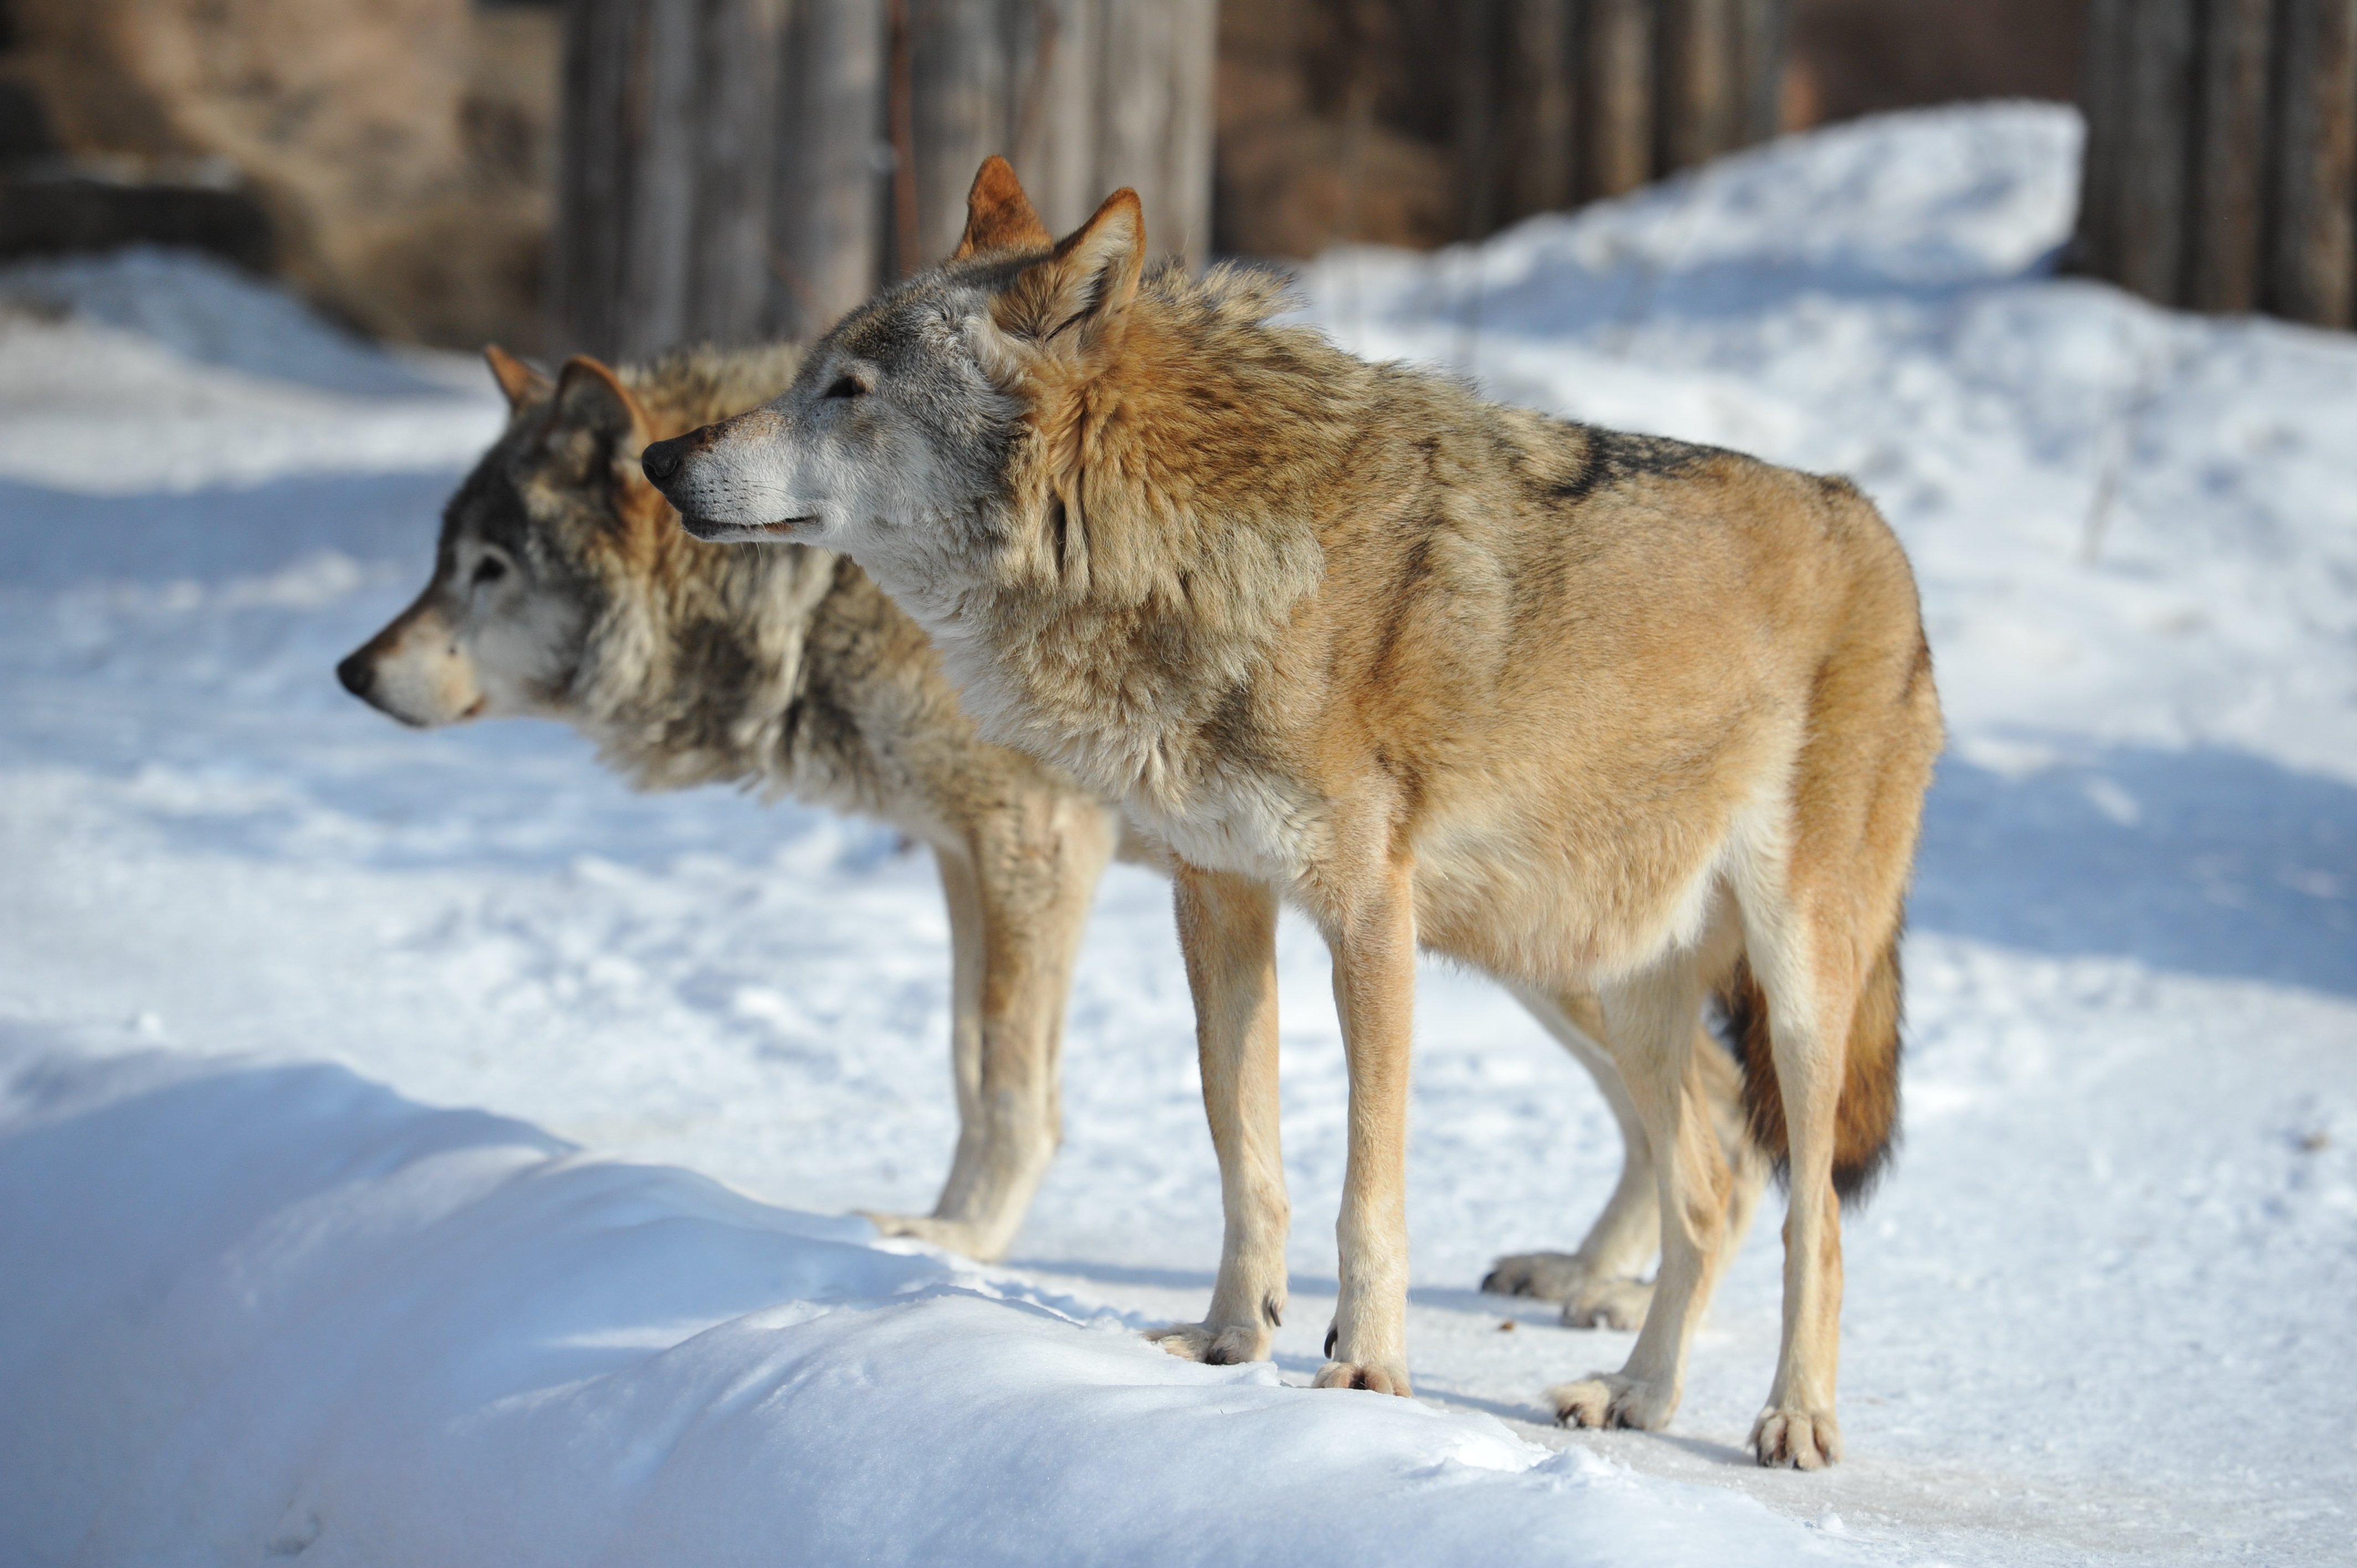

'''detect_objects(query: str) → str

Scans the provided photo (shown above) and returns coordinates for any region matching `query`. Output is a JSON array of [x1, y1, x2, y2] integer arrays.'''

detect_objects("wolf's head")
[[641, 157, 1148, 601], [336, 348, 675, 728]]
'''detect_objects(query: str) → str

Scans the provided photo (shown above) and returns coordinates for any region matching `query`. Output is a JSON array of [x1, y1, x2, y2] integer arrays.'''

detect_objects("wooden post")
[[2268, 0, 2357, 327], [2071, 0, 2129, 287], [613, 2, 699, 358], [684, 0, 786, 347], [554, 0, 1215, 357], [2113, 0, 2196, 307], [550, 0, 808, 361], [1093, 0, 1219, 269], [772, 0, 885, 338], [1731, 0, 1789, 147], [1457, 0, 1502, 240], [1503, 0, 1578, 224], [1658, 0, 1736, 176], [550, 0, 638, 360], [1579, 0, 1655, 202], [907, 0, 1008, 269], [1010, 0, 1097, 234], [2186, 0, 2272, 314]]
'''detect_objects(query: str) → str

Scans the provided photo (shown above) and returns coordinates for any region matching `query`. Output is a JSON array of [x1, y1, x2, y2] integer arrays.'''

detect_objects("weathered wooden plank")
[[2112, 0, 2196, 306], [771, 0, 885, 338], [1578, 0, 1653, 201], [2269, 0, 2357, 326], [2186, 0, 2272, 314], [684, 0, 786, 347], [908, 0, 1007, 267], [555, 0, 1213, 353], [1504, 0, 1577, 221], [551, 0, 640, 357], [1456, 0, 1502, 239], [1094, 0, 1218, 267], [2068, 0, 2128, 286], [1012, 0, 1099, 235], [1658, 0, 1735, 175], [1731, 0, 1788, 147]]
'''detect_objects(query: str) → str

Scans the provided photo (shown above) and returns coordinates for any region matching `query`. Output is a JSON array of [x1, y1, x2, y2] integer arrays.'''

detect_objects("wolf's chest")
[[1124, 763, 1325, 883]]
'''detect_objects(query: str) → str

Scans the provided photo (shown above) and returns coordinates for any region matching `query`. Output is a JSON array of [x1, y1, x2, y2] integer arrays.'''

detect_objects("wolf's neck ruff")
[[876, 262, 1349, 849]]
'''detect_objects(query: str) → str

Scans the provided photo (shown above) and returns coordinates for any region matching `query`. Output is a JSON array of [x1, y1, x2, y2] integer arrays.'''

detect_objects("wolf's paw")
[[856, 1210, 1008, 1263], [1312, 1358, 1412, 1396], [1144, 1321, 1270, 1366], [1562, 1276, 1653, 1332], [1481, 1250, 1592, 1300], [1749, 1406, 1842, 1469], [1548, 1373, 1677, 1431]]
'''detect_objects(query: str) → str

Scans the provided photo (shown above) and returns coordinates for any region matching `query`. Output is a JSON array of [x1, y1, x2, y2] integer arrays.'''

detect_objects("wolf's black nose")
[[336, 651, 376, 701], [641, 437, 684, 484]]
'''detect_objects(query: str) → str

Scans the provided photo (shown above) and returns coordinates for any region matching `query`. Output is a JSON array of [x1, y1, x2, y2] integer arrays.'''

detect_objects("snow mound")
[[0, 1030, 1826, 1568], [0, 247, 503, 494]]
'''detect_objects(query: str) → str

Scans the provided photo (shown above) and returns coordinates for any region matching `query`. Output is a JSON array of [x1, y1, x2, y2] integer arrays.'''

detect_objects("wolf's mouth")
[[680, 514, 815, 543]]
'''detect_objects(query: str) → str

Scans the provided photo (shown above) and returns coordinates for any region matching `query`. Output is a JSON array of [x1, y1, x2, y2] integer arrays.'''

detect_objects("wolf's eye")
[[824, 374, 864, 400], [471, 554, 509, 587]]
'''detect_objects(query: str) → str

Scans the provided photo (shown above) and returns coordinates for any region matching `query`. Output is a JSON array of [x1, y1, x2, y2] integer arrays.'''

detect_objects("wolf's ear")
[[484, 344, 552, 413], [552, 357, 654, 452], [995, 188, 1144, 348], [953, 156, 1051, 260]]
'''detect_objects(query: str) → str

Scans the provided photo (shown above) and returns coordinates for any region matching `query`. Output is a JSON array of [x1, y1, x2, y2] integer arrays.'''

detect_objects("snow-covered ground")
[[2, 105, 2352, 1565]]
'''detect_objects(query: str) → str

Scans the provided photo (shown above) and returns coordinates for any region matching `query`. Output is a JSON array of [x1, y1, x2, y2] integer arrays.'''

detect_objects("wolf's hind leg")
[[1145, 866, 1290, 1368], [862, 798, 1114, 1263], [1483, 989, 1660, 1328], [1700, 1030, 1770, 1289], [1488, 991, 1762, 1332], [1741, 912, 1853, 1471], [1550, 956, 1729, 1434]]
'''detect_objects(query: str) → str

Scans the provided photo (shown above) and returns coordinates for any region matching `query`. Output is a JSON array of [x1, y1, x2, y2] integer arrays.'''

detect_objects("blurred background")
[[0, 0, 2091, 359]]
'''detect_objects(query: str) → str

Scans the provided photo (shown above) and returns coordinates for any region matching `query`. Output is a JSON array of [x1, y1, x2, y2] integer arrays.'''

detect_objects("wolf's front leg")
[[863, 804, 1113, 1263], [1315, 854, 1418, 1396], [1147, 865, 1290, 1366]]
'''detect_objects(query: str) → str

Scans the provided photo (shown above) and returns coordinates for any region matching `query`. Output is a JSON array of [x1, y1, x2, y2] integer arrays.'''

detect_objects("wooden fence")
[[549, 0, 1215, 363], [1453, 0, 1790, 238], [2073, 0, 2357, 327]]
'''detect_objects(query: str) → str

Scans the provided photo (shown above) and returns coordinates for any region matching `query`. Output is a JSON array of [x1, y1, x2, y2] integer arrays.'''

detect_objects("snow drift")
[[0, 1031, 1818, 1567]]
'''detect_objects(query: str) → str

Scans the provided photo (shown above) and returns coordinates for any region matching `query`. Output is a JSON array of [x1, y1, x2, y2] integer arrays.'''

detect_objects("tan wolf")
[[337, 333, 1762, 1309], [644, 159, 1938, 1468]]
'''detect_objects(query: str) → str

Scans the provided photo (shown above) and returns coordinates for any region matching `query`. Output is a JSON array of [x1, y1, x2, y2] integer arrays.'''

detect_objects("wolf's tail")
[[1718, 931, 1903, 1205]]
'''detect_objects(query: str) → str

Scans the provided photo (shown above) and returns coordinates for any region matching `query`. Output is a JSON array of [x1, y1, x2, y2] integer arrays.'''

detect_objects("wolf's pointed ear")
[[484, 344, 552, 413], [996, 188, 1144, 348], [954, 156, 1051, 260], [553, 356, 654, 452]]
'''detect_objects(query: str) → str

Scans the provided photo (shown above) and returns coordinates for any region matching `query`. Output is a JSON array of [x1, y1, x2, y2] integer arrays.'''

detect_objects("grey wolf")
[[644, 158, 1936, 1467], [339, 336, 1755, 1312]]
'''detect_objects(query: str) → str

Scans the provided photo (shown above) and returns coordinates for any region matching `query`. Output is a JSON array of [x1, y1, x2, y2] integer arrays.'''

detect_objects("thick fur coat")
[[646, 159, 1939, 1467]]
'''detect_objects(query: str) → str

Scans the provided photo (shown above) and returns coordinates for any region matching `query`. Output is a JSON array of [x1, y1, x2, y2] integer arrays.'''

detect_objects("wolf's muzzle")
[[335, 650, 377, 702]]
